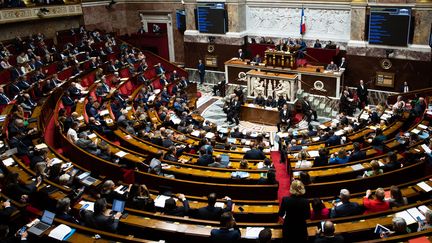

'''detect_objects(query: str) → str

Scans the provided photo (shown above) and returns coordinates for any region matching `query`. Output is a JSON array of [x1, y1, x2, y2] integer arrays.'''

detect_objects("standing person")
[[357, 79, 368, 109], [279, 180, 310, 242], [198, 59, 205, 85]]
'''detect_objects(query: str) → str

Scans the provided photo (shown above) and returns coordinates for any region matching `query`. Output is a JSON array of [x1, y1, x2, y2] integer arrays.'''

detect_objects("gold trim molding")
[[0, 4, 82, 24]]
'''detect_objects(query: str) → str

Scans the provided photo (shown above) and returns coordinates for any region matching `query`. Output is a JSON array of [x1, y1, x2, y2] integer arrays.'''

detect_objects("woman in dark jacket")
[[127, 184, 155, 212], [278, 180, 310, 242]]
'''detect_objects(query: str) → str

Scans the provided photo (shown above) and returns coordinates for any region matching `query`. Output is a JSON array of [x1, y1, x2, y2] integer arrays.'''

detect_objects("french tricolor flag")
[[300, 8, 306, 35]]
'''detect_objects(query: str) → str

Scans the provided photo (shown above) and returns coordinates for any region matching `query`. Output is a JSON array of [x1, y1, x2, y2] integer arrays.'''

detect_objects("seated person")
[[76, 132, 100, 155], [313, 39, 322, 48], [348, 142, 366, 162], [386, 185, 408, 207], [210, 212, 240, 243], [329, 148, 349, 164], [252, 54, 261, 63], [380, 217, 410, 238], [265, 96, 276, 107], [163, 194, 189, 216], [254, 93, 265, 106], [56, 197, 80, 224], [196, 147, 214, 166], [314, 221, 344, 243], [330, 189, 362, 218], [418, 210, 432, 231], [81, 198, 122, 232], [363, 188, 390, 214], [100, 180, 130, 203], [363, 160, 383, 177], [313, 148, 329, 167], [310, 198, 329, 220], [243, 143, 266, 160], [196, 193, 233, 221], [326, 61, 338, 71]]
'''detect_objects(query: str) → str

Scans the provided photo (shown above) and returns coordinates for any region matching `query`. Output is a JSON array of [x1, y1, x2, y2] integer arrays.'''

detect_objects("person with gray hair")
[[363, 188, 390, 214], [380, 217, 410, 238], [330, 189, 362, 218], [56, 197, 79, 224], [418, 209, 432, 231], [314, 221, 344, 243]]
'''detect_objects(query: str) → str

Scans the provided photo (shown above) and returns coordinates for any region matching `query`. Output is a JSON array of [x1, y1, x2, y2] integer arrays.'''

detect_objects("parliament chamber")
[[0, 0, 431, 242]]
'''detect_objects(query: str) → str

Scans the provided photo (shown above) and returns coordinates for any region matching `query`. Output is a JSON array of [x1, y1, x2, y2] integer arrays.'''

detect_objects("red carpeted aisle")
[[271, 151, 290, 203]]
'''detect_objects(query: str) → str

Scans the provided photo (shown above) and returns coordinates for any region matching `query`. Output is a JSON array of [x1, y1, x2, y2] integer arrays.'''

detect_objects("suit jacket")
[[243, 149, 266, 160], [349, 151, 366, 162], [210, 228, 241, 243], [400, 84, 410, 93], [280, 109, 291, 122], [330, 201, 362, 218], [278, 196, 310, 241], [254, 96, 265, 106], [196, 154, 214, 166], [8, 84, 21, 98], [339, 61, 347, 69], [326, 135, 341, 147], [81, 210, 119, 232], [196, 200, 233, 221], [165, 199, 189, 217], [198, 63, 205, 75], [357, 85, 368, 100]]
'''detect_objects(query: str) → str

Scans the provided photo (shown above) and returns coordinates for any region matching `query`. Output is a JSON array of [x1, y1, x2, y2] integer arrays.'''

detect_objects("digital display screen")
[[368, 7, 411, 46], [196, 3, 226, 34]]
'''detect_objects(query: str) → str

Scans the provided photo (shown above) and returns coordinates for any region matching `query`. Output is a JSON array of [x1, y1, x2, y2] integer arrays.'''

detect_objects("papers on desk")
[[245, 227, 265, 239], [114, 185, 127, 195], [257, 162, 264, 169], [395, 210, 417, 225], [214, 202, 225, 208], [241, 148, 250, 152], [2, 158, 15, 167], [227, 138, 237, 144], [154, 195, 177, 208], [125, 106, 132, 111], [246, 104, 256, 108], [148, 95, 156, 102], [381, 114, 391, 121], [293, 171, 300, 178], [418, 205, 430, 215], [418, 124, 428, 130], [407, 207, 426, 221], [79, 201, 94, 212], [48, 224, 75, 241], [295, 160, 312, 168], [312, 137, 320, 142], [411, 128, 421, 134], [100, 109, 109, 116], [191, 130, 200, 137], [308, 151, 319, 157], [416, 181, 432, 192], [205, 132, 215, 139], [35, 143, 48, 150], [76, 115, 84, 121], [360, 113, 369, 120], [1, 148, 17, 158], [50, 158, 63, 166], [115, 151, 128, 158], [420, 144, 431, 154], [351, 164, 364, 171], [87, 133, 97, 139], [334, 130, 345, 136], [231, 171, 250, 179]]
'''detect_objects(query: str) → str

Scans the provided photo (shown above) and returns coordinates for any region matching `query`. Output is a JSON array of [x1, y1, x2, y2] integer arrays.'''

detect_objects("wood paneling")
[[184, 42, 242, 71]]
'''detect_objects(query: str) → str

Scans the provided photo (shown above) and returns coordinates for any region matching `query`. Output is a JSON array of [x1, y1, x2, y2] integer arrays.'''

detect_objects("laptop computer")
[[28, 210, 55, 236], [220, 154, 230, 166]]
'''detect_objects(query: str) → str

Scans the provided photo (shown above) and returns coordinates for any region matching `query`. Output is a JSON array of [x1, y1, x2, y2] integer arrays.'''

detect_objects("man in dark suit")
[[198, 59, 205, 85], [265, 96, 276, 107], [339, 57, 347, 70], [325, 130, 341, 147], [277, 103, 291, 132], [313, 39, 322, 48], [0, 87, 10, 105], [196, 193, 233, 221], [252, 54, 261, 63], [330, 189, 362, 218], [227, 96, 241, 125], [400, 81, 410, 93], [163, 194, 189, 216], [196, 147, 214, 166], [254, 93, 265, 106], [155, 63, 165, 76], [210, 212, 240, 243], [230, 127, 243, 139], [348, 142, 366, 162], [302, 95, 317, 122], [243, 143, 266, 160], [356, 79, 368, 108], [81, 198, 121, 232], [237, 49, 245, 60]]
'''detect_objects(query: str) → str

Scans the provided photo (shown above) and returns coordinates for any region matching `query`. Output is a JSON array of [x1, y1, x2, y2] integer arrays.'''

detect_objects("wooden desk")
[[240, 104, 279, 126], [224, 59, 344, 97], [264, 50, 296, 69]]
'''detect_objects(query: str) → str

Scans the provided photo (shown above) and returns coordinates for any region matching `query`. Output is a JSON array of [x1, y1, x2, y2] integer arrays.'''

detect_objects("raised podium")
[[264, 50, 297, 69]]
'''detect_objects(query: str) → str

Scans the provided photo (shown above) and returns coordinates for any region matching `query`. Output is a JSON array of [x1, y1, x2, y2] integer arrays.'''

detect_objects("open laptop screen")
[[41, 210, 55, 225]]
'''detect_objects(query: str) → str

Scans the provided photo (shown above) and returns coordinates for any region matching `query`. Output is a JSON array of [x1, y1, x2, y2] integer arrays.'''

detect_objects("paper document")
[[417, 205, 430, 215], [416, 182, 432, 192], [407, 207, 426, 221], [418, 124, 428, 130], [308, 151, 319, 157], [48, 224, 73, 241], [420, 144, 431, 154], [351, 164, 364, 171], [205, 132, 215, 139], [2, 158, 14, 167], [100, 109, 109, 116], [245, 227, 265, 239], [115, 151, 128, 158], [154, 195, 177, 208], [411, 128, 421, 134], [50, 158, 63, 166], [214, 202, 225, 208], [191, 130, 200, 137], [35, 143, 48, 150], [79, 201, 94, 212], [87, 133, 97, 139], [395, 210, 416, 225]]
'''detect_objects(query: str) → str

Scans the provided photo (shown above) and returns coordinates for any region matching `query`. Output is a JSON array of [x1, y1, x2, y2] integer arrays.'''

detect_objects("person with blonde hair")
[[278, 180, 310, 242], [363, 160, 383, 177], [329, 148, 349, 164]]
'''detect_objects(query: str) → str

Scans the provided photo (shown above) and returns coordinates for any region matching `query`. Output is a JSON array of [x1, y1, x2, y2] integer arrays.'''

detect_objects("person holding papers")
[[163, 194, 189, 217], [380, 217, 410, 238], [195, 193, 233, 221], [81, 198, 121, 232]]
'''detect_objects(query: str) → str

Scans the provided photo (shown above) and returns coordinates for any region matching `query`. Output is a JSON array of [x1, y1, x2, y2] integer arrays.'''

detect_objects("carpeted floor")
[[271, 151, 290, 203]]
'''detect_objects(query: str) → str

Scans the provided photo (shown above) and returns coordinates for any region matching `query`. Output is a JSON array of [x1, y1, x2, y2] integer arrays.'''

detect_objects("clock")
[[380, 58, 392, 70], [207, 44, 215, 53]]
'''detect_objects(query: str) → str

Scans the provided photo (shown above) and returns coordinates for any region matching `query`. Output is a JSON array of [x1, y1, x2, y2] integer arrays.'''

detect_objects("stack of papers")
[[35, 143, 48, 150], [214, 202, 225, 208], [351, 164, 364, 171], [100, 109, 109, 116], [416, 182, 432, 192], [2, 158, 15, 167], [308, 151, 319, 157], [191, 130, 200, 137], [205, 132, 215, 139], [245, 227, 265, 239], [418, 124, 428, 130], [395, 210, 417, 225], [411, 128, 421, 134], [87, 133, 97, 139], [48, 224, 75, 241], [231, 171, 250, 179], [420, 144, 431, 154], [115, 151, 128, 158], [79, 201, 94, 212]]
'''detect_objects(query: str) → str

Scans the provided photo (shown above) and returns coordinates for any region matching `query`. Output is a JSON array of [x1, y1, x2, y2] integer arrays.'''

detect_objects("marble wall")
[[246, 6, 351, 41]]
